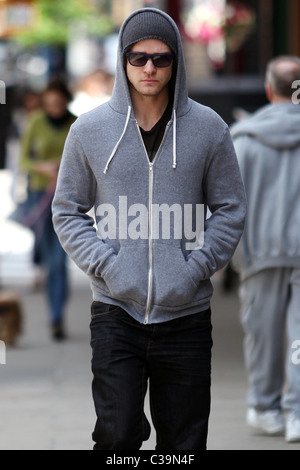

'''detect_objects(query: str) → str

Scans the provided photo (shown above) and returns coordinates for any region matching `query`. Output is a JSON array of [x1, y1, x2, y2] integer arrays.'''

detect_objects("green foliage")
[[15, 0, 114, 46]]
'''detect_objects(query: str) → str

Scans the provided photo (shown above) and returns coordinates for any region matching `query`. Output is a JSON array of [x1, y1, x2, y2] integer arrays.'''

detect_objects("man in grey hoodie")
[[52, 8, 246, 450], [231, 56, 300, 443]]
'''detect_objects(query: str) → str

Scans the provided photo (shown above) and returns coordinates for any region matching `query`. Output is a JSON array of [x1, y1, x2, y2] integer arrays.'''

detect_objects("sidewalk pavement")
[[0, 266, 299, 451]]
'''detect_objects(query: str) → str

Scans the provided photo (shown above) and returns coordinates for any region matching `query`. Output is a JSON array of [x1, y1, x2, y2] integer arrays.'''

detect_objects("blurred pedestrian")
[[8, 89, 42, 213], [20, 78, 76, 340], [52, 8, 246, 450], [68, 69, 113, 117], [231, 55, 300, 443]]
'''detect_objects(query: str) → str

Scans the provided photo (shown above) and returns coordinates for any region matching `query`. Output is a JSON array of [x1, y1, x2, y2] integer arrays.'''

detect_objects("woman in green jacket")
[[20, 78, 76, 340]]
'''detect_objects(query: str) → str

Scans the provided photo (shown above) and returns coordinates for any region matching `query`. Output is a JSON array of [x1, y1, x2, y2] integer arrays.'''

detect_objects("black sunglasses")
[[126, 52, 174, 68]]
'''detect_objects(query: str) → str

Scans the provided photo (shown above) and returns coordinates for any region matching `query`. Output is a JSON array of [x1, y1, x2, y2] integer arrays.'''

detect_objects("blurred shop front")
[[1, 0, 300, 168], [181, 0, 300, 124]]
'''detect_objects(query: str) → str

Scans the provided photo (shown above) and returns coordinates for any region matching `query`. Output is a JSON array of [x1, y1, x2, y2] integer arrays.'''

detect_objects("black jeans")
[[90, 303, 213, 451]]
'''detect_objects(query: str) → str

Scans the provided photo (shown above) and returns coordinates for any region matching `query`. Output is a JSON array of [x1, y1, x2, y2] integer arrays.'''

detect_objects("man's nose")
[[144, 58, 156, 72]]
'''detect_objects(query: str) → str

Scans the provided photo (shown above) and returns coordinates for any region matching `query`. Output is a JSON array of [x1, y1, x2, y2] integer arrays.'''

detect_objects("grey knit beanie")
[[122, 9, 178, 56]]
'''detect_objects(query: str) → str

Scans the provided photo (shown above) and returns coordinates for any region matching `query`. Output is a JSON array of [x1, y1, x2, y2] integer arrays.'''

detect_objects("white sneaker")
[[247, 408, 285, 435], [285, 415, 300, 443]]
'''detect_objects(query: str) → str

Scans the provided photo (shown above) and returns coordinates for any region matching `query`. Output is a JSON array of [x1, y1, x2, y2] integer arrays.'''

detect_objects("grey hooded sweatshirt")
[[52, 8, 246, 324], [231, 102, 300, 281]]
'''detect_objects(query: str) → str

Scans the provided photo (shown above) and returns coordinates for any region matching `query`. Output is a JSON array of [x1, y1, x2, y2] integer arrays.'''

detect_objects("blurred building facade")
[[0, 0, 300, 168]]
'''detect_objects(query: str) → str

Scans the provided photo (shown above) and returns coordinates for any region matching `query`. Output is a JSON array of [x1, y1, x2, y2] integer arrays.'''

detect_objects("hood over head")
[[109, 8, 189, 118], [231, 102, 300, 150], [121, 8, 178, 56], [104, 8, 191, 173]]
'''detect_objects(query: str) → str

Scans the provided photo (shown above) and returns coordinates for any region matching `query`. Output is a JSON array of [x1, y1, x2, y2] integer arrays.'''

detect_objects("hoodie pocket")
[[153, 244, 198, 307], [102, 245, 148, 306]]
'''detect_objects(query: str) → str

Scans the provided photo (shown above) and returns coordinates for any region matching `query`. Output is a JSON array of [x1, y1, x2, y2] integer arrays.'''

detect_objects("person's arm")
[[52, 125, 115, 278], [187, 126, 247, 281]]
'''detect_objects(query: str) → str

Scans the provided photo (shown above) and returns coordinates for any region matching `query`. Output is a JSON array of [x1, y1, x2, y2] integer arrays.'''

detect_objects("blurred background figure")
[[231, 56, 300, 443], [22, 90, 42, 117], [68, 69, 114, 117], [19, 78, 76, 340], [7, 89, 42, 201]]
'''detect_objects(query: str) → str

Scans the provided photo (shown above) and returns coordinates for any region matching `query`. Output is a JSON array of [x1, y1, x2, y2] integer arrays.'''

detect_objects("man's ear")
[[265, 82, 273, 103]]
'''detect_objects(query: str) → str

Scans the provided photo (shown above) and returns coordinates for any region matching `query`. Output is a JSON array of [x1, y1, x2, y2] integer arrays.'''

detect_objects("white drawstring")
[[104, 105, 132, 174], [104, 105, 177, 173], [172, 109, 177, 169]]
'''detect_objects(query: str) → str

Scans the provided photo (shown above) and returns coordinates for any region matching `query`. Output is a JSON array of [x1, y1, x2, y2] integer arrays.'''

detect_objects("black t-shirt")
[[140, 100, 173, 162]]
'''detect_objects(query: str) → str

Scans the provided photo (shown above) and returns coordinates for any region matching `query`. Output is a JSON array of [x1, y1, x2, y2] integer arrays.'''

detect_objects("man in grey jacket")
[[231, 55, 300, 443], [52, 8, 246, 450]]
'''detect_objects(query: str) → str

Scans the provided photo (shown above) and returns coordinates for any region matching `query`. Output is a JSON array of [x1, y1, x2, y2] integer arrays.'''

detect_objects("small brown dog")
[[0, 291, 22, 346]]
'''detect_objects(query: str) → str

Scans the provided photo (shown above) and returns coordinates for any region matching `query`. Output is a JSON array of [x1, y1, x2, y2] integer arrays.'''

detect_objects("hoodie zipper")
[[145, 162, 154, 325], [135, 121, 171, 324]]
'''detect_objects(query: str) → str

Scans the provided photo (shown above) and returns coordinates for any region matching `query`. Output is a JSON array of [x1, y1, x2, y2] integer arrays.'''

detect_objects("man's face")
[[126, 39, 173, 99]]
